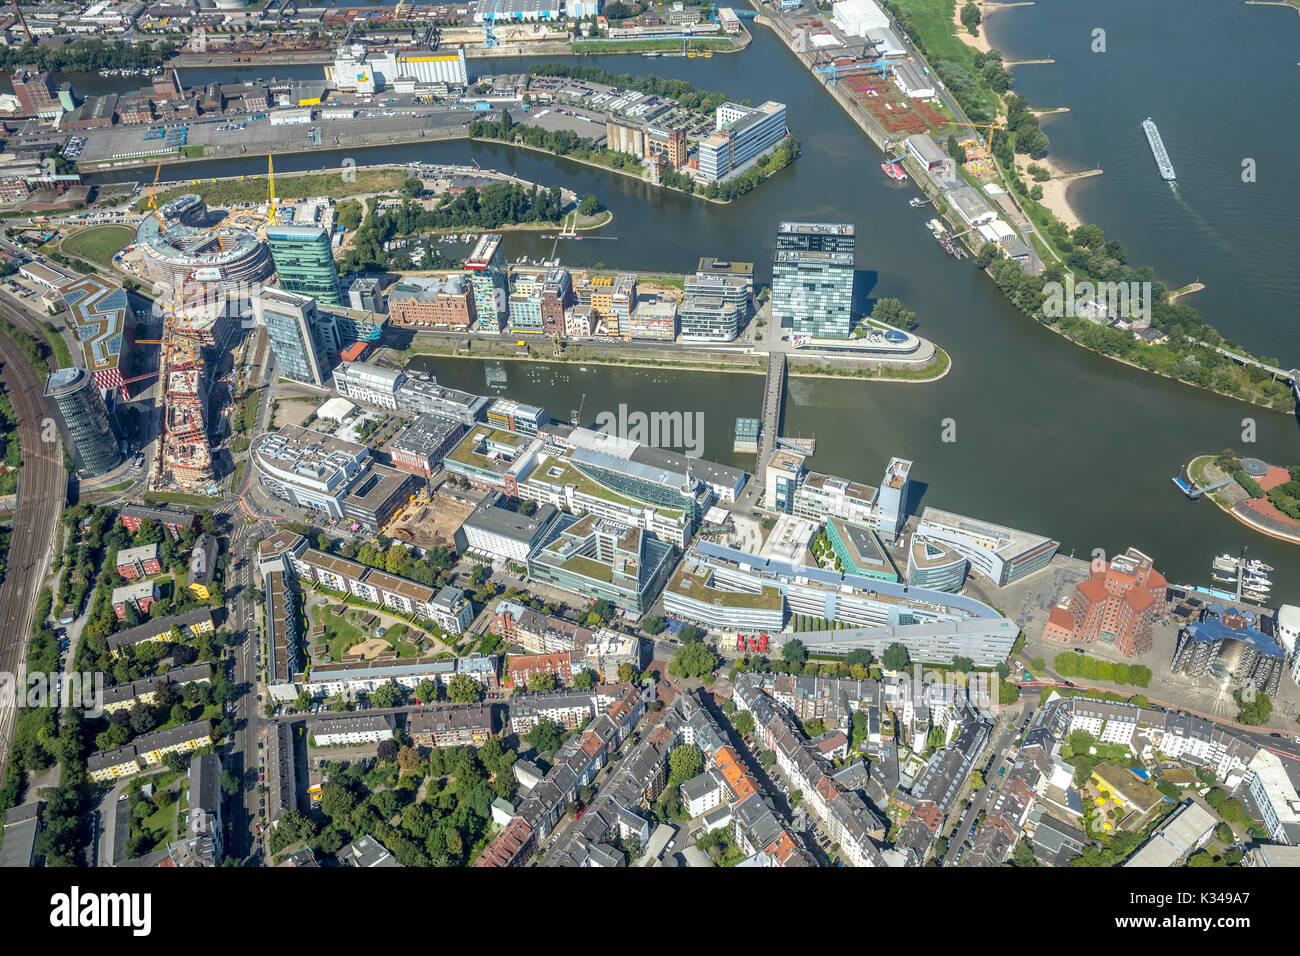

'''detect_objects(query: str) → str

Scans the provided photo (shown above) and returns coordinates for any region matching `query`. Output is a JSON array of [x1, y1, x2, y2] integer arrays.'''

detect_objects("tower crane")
[[147, 160, 167, 234], [266, 154, 278, 225], [946, 121, 1006, 153]]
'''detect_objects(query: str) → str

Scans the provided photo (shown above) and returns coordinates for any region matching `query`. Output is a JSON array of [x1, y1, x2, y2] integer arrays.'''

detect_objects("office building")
[[679, 280, 747, 341], [1042, 547, 1167, 656], [539, 266, 572, 333], [389, 413, 465, 477], [348, 276, 384, 313], [874, 456, 911, 541], [442, 426, 544, 496], [629, 300, 678, 341], [387, 274, 476, 330], [906, 536, 968, 593], [251, 424, 370, 517], [342, 463, 419, 533], [457, 492, 569, 563], [487, 398, 549, 436], [697, 101, 788, 183], [913, 507, 1058, 588], [527, 514, 677, 617], [465, 234, 508, 332], [664, 541, 1018, 666], [266, 224, 343, 306], [509, 275, 545, 334], [825, 517, 899, 582], [43, 367, 121, 477], [332, 361, 405, 409], [772, 222, 856, 339], [56, 274, 130, 396], [253, 288, 339, 387], [1171, 603, 1285, 697]]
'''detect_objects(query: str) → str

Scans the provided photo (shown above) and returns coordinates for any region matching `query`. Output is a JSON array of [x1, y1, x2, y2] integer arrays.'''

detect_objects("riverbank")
[[1011, 152, 1099, 231], [380, 335, 951, 383], [1187, 455, 1300, 546]]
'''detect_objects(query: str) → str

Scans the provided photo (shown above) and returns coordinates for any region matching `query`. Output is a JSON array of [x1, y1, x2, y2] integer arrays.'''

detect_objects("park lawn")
[[136, 168, 409, 214], [381, 623, 418, 659], [61, 224, 133, 269], [316, 604, 365, 660]]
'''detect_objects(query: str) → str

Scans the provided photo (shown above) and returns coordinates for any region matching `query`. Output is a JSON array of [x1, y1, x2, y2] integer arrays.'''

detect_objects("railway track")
[[0, 304, 69, 790]]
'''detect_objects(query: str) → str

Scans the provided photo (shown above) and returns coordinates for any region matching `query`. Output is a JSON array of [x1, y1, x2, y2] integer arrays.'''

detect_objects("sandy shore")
[[951, 1, 995, 53], [1012, 152, 1098, 230]]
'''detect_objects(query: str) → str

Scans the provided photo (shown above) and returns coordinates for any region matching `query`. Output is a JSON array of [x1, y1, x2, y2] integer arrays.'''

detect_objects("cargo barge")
[[1142, 117, 1176, 182]]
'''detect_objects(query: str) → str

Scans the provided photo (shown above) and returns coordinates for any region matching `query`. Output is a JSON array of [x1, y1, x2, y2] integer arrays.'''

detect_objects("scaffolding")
[[156, 271, 214, 489]]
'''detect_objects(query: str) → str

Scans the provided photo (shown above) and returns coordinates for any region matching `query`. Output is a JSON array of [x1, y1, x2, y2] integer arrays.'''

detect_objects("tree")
[[220, 769, 240, 798], [401, 177, 424, 198], [320, 782, 355, 819], [1236, 690, 1272, 726], [578, 193, 599, 216], [573, 669, 595, 690], [617, 662, 640, 683], [397, 745, 422, 775], [377, 739, 399, 763], [844, 648, 873, 670], [968, 770, 986, 791], [882, 642, 910, 672], [951, 656, 974, 673], [668, 641, 718, 680], [447, 673, 480, 703], [524, 719, 562, 754], [782, 638, 807, 669], [869, 297, 917, 332], [642, 615, 666, 635], [960, 0, 981, 35], [1011, 838, 1037, 867], [527, 671, 557, 693], [416, 679, 440, 704], [370, 682, 403, 709], [668, 744, 703, 782], [732, 711, 755, 738], [974, 242, 1000, 270]]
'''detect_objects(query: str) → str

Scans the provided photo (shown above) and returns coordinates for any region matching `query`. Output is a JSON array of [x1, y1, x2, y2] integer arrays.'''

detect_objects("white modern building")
[[311, 714, 396, 747], [912, 506, 1058, 587], [833, 0, 890, 37], [333, 362, 406, 409], [1245, 749, 1300, 845]]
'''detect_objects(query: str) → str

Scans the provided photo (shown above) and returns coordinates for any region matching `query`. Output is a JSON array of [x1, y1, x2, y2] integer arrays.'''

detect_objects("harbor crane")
[[483, 0, 500, 48]]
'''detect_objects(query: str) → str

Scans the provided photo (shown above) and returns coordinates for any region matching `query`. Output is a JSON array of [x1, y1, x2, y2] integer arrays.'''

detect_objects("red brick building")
[[506, 652, 574, 689], [120, 504, 199, 539], [112, 581, 160, 620], [115, 543, 163, 579], [1042, 546, 1167, 657]]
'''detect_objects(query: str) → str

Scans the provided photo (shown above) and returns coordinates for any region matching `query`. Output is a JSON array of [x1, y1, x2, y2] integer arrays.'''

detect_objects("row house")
[[492, 598, 597, 654], [410, 705, 496, 748]]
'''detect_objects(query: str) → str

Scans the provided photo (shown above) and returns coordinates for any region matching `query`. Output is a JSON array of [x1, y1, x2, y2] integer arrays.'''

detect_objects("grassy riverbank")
[[885, 0, 1296, 414], [131, 168, 410, 213], [382, 336, 950, 383]]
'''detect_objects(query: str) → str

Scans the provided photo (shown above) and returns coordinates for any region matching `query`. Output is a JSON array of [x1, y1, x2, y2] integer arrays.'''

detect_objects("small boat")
[[909, 197, 929, 207], [1246, 559, 1274, 573], [1212, 554, 1238, 572], [881, 160, 907, 181], [1210, 572, 1238, 584]]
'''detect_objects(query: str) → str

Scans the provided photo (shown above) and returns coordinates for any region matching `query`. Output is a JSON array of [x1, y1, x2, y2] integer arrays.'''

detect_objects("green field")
[[60, 224, 133, 269], [135, 168, 410, 214]]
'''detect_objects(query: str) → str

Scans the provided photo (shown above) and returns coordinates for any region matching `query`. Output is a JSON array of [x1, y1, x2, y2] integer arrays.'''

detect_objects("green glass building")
[[266, 224, 342, 307]]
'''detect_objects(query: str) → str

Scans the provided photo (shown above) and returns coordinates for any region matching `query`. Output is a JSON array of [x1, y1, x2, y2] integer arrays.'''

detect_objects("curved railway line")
[[0, 302, 68, 790]]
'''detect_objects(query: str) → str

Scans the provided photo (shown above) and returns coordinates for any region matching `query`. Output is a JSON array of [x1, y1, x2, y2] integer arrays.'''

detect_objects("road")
[[941, 702, 1034, 867], [0, 301, 70, 790]]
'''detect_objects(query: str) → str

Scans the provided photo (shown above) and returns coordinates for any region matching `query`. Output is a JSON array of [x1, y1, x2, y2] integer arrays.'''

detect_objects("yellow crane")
[[394, 0, 411, 18], [266, 154, 278, 225], [950, 121, 1006, 153], [147, 160, 166, 234]]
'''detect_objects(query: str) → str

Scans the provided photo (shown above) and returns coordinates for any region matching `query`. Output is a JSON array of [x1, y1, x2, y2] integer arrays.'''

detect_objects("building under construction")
[[154, 287, 214, 491]]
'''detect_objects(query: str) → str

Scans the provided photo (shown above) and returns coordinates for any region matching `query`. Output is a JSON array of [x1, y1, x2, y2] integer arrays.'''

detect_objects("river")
[[73, 9, 1300, 595]]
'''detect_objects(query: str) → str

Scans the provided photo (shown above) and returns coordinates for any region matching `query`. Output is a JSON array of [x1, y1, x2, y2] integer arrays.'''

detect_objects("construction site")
[[129, 158, 290, 494]]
